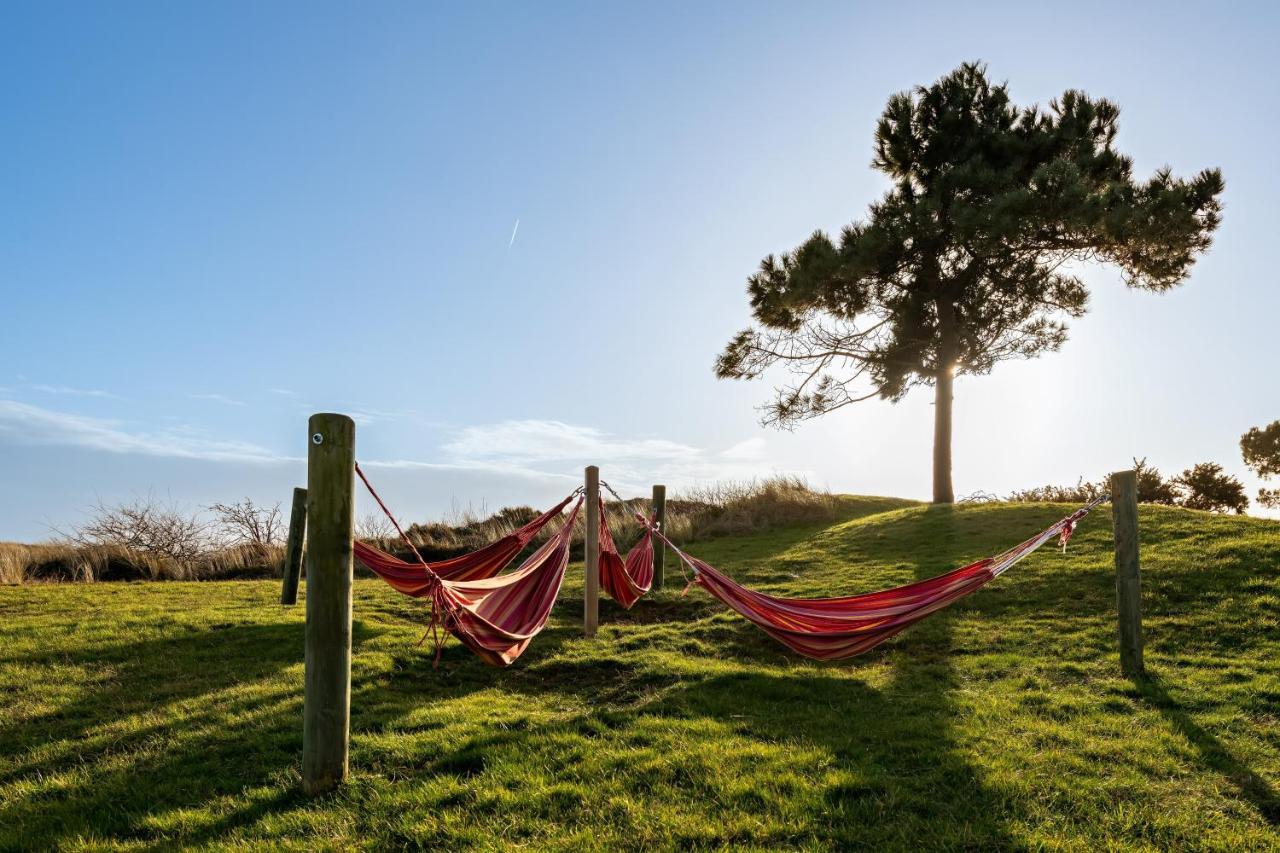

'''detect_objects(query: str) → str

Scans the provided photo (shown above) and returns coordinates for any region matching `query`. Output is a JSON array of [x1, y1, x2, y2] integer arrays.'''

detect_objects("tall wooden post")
[[1111, 469, 1144, 677], [584, 465, 600, 638], [302, 414, 355, 794], [651, 484, 666, 590], [280, 486, 308, 605]]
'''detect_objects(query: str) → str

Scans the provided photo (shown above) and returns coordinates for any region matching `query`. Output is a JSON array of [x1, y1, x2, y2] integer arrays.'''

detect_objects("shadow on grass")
[[358, 504, 1025, 847], [0, 620, 385, 847], [1135, 672, 1280, 825], [24, 496, 1274, 847]]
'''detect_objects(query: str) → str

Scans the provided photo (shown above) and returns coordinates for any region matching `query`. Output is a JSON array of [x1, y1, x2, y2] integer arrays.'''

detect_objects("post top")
[[308, 412, 355, 426]]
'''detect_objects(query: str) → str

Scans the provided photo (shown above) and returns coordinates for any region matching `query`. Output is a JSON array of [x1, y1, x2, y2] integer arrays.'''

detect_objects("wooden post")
[[651, 484, 666, 590], [584, 465, 600, 638], [1111, 469, 1144, 677], [280, 486, 307, 605], [302, 414, 355, 794]]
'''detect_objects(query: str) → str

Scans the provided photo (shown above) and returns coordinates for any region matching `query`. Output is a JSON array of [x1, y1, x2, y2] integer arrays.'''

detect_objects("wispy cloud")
[[31, 383, 120, 399], [436, 419, 779, 493], [443, 420, 701, 466], [269, 388, 297, 397], [721, 437, 767, 461], [358, 456, 582, 485], [188, 393, 247, 407], [0, 400, 289, 464], [0, 401, 784, 495]]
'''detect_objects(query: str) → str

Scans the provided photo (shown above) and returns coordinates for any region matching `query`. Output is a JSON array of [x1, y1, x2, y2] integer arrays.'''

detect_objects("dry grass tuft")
[[0, 540, 284, 584], [678, 475, 838, 539]]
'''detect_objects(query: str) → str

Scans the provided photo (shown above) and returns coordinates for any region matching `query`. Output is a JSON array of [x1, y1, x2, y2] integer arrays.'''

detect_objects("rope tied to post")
[[355, 461, 454, 663]]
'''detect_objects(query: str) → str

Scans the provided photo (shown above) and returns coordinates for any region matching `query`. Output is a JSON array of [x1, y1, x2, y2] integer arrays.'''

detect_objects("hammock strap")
[[600, 480, 648, 525], [354, 460, 452, 663], [599, 478, 689, 587], [354, 461, 431, 567], [626, 507, 699, 586]]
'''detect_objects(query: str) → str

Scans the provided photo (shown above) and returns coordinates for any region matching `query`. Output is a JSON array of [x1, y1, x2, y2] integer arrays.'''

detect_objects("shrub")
[[1173, 462, 1249, 514], [208, 498, 282, 562], [1007, 478, 1103, 504], [59, 497, 211, 573], [1133, 459, 1179, 505], [1009, 458, 1177, 506]]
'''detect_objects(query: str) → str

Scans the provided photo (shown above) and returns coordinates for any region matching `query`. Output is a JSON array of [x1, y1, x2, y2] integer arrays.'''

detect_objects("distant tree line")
[[1010, 419, 1280, 514]]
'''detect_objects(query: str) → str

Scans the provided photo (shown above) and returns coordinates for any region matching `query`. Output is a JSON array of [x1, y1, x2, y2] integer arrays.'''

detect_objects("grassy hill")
[[2, 497, 1278, 849]]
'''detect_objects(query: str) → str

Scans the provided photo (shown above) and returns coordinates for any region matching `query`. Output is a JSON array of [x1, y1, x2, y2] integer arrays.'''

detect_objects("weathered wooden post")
[[651, 484, 666, 590], [280, 486, 307, 605], [1110, 469, 1144, 677], [584, 465, 600, 638], [302, 414, 355, 794]]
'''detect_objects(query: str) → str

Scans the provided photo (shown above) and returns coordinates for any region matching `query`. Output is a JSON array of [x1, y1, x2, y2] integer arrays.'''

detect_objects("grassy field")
[[2, 496, 1278, 850]]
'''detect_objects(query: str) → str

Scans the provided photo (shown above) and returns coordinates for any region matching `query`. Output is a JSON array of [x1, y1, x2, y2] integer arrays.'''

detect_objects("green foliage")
[[2, 500, 1278, 848], [717, 62, 1222, 418], [1242, 421, 1280, 478], [1007, 478, 1103, 504], [715, 62, 1223, 501], [1173, 462, 1249, 514], [1135, 460, 1181, 505], [1241, 421, 1280, 508], [1009, 457, 1177, 505]]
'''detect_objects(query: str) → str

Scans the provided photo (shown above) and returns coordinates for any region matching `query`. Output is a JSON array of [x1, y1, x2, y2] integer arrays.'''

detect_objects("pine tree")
[[1241, 421, 1280, 508], [715, 63, 1223, 502], [1174, 463, 1248, 514]]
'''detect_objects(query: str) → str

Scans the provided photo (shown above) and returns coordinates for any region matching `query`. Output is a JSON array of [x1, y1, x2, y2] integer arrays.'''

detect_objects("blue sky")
[[2, 1, 1277, 539]]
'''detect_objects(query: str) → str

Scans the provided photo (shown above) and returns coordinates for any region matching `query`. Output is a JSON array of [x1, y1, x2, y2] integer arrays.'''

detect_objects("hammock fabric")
[[656, 499, 1104, 661], [353, 493, 576, 596], [429, 498, 583, 666], [357, 496, 583, 667], [596, 499, 654, 609], [351, 461, 585, 667]]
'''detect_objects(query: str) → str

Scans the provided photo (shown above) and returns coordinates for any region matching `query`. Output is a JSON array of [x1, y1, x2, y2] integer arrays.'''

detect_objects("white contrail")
[[508, 218, 520, 248]]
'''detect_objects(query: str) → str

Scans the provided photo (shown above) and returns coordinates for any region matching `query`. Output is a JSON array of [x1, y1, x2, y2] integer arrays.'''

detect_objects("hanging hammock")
[[353, 493, 576, 595], [596, 498, 654, 609], [429, 498, 583, 666], [353, 462, 584, 666], [648, 498, 1105, 661]]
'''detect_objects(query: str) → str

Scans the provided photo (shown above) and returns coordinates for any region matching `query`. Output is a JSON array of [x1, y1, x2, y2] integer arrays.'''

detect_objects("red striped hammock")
[[597, 499, 654, 609], [429, 498, 582, 666], [353, 493, 576, 595], [652, 499, 1103, 661], [357, 496, 584, 667]]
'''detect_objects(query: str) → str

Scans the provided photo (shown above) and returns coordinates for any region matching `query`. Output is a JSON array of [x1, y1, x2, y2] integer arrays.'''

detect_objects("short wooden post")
[[1111, 469, 1144, 677], [584, 465, 600, 638], [280, 486, 307, 605], [651, 484, 666, 590], [302, 414, 355, 794]]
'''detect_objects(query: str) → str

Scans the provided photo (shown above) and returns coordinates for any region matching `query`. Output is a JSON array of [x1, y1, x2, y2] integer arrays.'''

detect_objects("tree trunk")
[[933, 298, 957, 504], [932, 364, 954, 504]]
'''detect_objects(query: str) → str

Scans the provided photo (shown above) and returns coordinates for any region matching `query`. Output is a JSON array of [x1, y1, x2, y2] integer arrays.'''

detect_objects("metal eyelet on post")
[[312, 433, 324, 445]]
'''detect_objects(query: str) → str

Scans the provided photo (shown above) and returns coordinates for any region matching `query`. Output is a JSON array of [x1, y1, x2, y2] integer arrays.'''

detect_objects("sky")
[[1, 1, 1278, 540]]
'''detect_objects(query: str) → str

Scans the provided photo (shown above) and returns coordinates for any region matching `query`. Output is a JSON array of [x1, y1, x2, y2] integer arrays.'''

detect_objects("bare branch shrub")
[[356, 512, 397, 544], [58, 496, 211, 576], [208, 498, 283, 550]]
